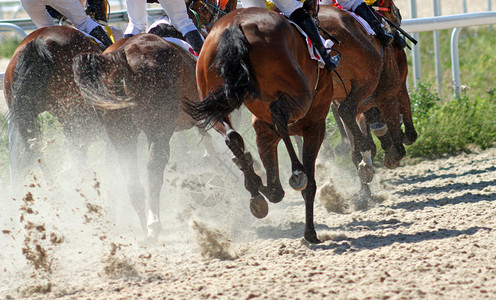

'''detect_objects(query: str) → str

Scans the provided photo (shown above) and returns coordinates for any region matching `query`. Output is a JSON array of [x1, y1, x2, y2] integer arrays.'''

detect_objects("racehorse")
[[3, 25, 120, 189], [315, 0, 417, 198], [186, 7, 337, 243], [72, 0, 237, 239]]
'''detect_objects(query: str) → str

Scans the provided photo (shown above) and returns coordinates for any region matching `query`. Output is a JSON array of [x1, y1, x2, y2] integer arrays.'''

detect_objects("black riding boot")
[[354, 3, 393, 47], [86, 0, 107, 23], [289, 8, 338, 71], [89, 26, 113, 49], [184, 30, 204, 54]]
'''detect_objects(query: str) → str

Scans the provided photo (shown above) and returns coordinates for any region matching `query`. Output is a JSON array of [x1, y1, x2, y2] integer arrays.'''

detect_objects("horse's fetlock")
[[232, 151, 254, 171]]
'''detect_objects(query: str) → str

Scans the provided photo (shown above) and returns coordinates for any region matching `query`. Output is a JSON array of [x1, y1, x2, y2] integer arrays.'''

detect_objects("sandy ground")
[[1, 143, 496, 299], [1, 1, 496, 299]]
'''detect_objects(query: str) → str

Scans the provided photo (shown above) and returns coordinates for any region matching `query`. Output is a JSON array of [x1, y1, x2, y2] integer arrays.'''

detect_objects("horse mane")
[[73, 51, 134, 110]]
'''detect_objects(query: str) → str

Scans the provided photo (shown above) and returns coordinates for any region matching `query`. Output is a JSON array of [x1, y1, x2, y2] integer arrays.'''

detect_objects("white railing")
[[402, 11, 496, 97], [1, 9, 496, 96]]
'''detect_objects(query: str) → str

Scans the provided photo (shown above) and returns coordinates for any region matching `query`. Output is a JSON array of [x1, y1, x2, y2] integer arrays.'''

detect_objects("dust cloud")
[[0, 105, 375, 298]]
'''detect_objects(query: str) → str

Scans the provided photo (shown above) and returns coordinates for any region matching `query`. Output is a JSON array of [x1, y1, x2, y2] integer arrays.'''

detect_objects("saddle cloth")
[[149, 16, 200, 60], [163, 37, 199, 60], [288, 20, 334, 68], [332, 4, 376, 35]]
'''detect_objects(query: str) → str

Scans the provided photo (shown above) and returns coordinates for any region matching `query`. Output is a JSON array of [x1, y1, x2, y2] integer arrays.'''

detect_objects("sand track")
[[1, 146, 495, 299]]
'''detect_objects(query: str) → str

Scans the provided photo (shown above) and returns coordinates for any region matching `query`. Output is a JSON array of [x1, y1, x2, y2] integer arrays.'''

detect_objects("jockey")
[[241, 0, 338, 71], [123, 0, 204, 54], [320, 0, 393, 46], [20, 0, 114, 48]]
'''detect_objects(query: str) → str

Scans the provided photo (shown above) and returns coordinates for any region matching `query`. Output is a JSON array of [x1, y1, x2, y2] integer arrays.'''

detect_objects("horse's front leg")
[[144, 127, 174, 240], [377, 99, 406, 169], [338, 101, 376, 183], [213, 118, 268, 219], [269, 100, 307, 191], [301, 121, 326, 244], [331, 101, 351, 156], [398, 87, 418, 146], [253, 118, 285, 204]]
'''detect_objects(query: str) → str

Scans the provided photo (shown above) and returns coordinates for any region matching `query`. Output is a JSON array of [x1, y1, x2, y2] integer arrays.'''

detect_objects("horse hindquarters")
[[189, 24, 269, 218], [8, 39, 55, 185]]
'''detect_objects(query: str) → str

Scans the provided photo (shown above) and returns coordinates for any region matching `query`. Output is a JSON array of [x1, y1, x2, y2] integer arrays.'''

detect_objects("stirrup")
[[376, 30, 394, 47], [321, 40, 341, 71], [320, 53, 340, 71]]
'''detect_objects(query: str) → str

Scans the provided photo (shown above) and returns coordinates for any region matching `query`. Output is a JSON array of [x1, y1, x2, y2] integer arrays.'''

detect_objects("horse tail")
[[186, 24, 259, 128], [73, 51, 133, 110], [10, 39, 55, 140]]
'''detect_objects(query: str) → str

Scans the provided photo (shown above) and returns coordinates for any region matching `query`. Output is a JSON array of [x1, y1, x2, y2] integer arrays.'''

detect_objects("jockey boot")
[[393, 31, 408, 50], [289, 8, 338, 71], [86, 0, 108, 23], [46, 6, 64, 20], [184, 30, 204, 54], [354, 3, 393, 47], [89, 26, 113, 49]]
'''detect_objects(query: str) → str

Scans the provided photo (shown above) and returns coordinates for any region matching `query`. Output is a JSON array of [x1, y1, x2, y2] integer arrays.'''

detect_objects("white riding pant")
[[157, 0, 197, 34], [20, 0, 99, 34], [125, 0, 198, 36], [324, 0, 363, 11], [241, 0, 302, 16], [124, 0, 148, 35]]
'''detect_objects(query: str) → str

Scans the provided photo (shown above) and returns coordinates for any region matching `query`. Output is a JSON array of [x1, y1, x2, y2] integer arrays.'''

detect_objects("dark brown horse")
[[316, 0, 417, 196], [3, 26, 116, 188], [73, 33, 199, 238], [72, 0, 237, 239], [186, 7, 336, 243]]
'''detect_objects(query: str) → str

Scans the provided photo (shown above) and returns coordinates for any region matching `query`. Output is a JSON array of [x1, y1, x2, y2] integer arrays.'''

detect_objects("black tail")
[[185, 24, 258, 128], [73, 51, 133, 110], [10, 39, 55, 141]]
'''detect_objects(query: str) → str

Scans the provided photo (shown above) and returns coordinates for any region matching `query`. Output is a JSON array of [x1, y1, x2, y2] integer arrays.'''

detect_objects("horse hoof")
[[384, 156, 400, 169], [304, 231, 321, 244], [358, 163, 374, 184], [370, 122, 388, 137], [289, 170, 307, 191], [147, 219, 161, 240], [250, 194, 268, 219]]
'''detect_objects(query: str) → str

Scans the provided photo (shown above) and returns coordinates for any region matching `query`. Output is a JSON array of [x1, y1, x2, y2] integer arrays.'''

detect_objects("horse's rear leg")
[[145, 128, 174, 240], [301, 122, 326, 243], [105, 119, 147, 235], [269, 101, 307, 191], [8, 120, 23, 193], [214, 119, 268, 219], [253, 118, 285, 204], [8, 116, 51, 192]]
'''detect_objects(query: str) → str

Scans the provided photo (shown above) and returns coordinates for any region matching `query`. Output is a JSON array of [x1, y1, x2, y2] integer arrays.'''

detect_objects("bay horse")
[[186, 7, 337, 243], [3, 26, 121, 189], [315, 0, 417, 198], [72, 0, 237, 240]]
